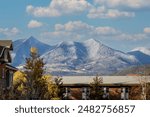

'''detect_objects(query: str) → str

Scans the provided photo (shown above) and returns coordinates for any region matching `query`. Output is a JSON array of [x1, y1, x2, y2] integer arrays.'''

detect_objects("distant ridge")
[[114, 64, 150, 76], [12, 36, 52, 66], [41, 38, 138, 75], [128, 47, 150, 64], [12, 37, 150, 75]]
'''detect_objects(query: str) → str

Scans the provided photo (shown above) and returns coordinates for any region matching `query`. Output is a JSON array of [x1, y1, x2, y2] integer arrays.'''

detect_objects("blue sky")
[[0, 0, 150, 52]]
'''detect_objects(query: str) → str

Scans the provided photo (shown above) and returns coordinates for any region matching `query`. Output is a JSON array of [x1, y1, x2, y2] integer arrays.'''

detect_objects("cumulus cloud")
[[54, 21, 120, 36], [144, 27, 150, 34], [55, 21, 93, 34], [41, 21, 149, 42], [94, 0, 150, 9], [26, 0, 91, 17], [0, 27, 20, 36], [87, 0, 150, 19], [41, 21, 138, 41], [87, 6, 135, 19], [94, 26, 120, 35], [28, 20, 43, 28], [117, 33, 147, 41], [26, 0, 150, 19]]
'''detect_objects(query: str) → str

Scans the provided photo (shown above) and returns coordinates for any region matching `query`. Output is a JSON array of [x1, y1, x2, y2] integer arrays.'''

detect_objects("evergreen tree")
[[23, 47, 46, 99], [90, 75, 103, 100], [54, 76, 64, 99]]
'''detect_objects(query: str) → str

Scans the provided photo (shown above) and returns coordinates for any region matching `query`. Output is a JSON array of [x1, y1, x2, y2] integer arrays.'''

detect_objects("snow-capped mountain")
[[12, 36, 52, 66], [131, 47, 150, 56], [128, 47, 150, 64], [13, 37, 148, 75], [42, 39, 138, 75]]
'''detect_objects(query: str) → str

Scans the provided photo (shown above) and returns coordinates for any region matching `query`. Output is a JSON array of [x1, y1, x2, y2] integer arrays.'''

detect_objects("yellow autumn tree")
[[13, 71, 60, 99], [13, 47, 62, 100], [13, 71, 27, 99]]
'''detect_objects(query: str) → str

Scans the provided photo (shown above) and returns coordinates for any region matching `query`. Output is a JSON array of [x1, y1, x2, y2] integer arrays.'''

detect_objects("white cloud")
[[27, 20, 43, 28], [87, 6, 135, 19], [144, 27, 150, 34], [54, 21, 120, 36], [88, 0, 150, 19], [26, 5, 60, 17], [41, 21, 149, 42], [26, 0, 150, 19], [40, 21, 123, 41], [94, 26, 120, 35], [55, 21, 93, 33], [0, 27, 20, 36], [117, 33, 147, 41], [26, 0, 91, 17], [94, 0, 150, 9]]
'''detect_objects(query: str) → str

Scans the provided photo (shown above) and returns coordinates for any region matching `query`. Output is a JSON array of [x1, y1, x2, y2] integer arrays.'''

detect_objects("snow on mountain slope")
[[42, 41, 88, 68], [128, 47, 150, 64], [131, 47, 150, 56], [42, 39, 138, 75], [13, 37, 141, 75], [83, 39, 137, 63], [12, 36, 52, 66]]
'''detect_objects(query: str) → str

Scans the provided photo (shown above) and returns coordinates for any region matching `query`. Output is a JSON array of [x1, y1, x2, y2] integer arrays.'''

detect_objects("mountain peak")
[[84, 38, 102, 46], [23, 36, 39, 44], [83, 39, 103, 48], [27, 36, 37, 41], [58, 41, 74, 47], [131, 47, 150, 56], [29, 36, 35, 39], [85, 38, 99, 43], [12, 37, 51, 66]]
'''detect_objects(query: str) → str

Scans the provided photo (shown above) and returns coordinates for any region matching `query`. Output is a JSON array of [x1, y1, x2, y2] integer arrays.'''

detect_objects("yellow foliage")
[[42, 75, 60, 99], [13, 71, 27, 85], [30, 47, 38, 54], [17, 84, 24, 92], [13, 71, 60, 99], [42, 74, 52, 81]]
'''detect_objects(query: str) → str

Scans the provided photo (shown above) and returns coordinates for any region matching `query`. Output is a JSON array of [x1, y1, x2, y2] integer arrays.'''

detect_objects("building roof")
[[57, 76, 150, 87], [5, 63, 18, 71], [0, 40, 13, 50]]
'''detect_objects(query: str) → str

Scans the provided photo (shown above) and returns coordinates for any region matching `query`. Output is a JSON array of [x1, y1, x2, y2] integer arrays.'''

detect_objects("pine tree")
[[90, 75, 103, 100], [24, 47, 48, 99], [54, 76, 64, 99]]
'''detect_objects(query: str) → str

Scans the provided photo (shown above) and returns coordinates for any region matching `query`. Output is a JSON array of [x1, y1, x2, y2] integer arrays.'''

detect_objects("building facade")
[[0, 40, 17, 89]]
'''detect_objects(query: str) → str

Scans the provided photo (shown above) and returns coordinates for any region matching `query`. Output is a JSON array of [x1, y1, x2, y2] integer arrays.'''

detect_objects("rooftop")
[[56, 76, 150, 87], [0, 40, 13, 50]]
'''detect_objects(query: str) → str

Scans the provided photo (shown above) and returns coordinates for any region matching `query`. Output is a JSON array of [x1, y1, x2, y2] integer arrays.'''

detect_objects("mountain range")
[[12, 36, 52, 66], [12, 36, 150, 75]]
